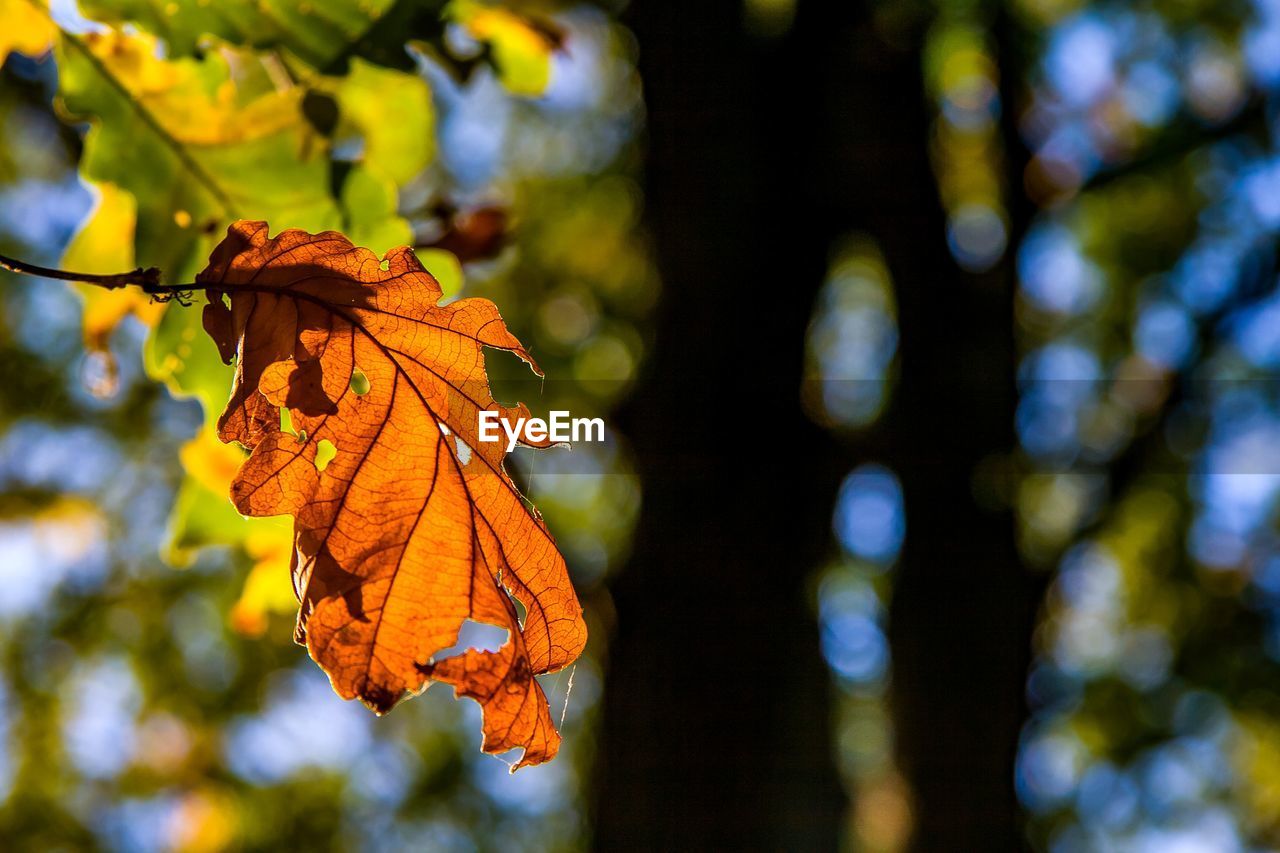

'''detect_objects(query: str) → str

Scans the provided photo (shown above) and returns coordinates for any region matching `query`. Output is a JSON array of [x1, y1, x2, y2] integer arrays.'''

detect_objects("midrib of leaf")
[[210, 286, 540, 668], [26, 0, 239, 215], [206, 278, 557, 547]]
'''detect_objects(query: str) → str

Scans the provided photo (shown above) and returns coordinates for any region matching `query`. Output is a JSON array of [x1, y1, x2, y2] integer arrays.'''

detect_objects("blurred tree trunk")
[[841, 9, 1034, 852], [595, 1, 1034, 850], [793, 2, 1033, 846], [593, 1, 847, 849]]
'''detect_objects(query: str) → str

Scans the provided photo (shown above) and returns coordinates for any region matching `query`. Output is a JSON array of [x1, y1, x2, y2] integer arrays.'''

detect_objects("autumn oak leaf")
[[197, 221, 586, 769]]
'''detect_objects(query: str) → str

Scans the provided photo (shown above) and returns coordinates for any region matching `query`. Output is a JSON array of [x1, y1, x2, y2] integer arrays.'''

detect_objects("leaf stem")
[[0, 251, 162, 291]]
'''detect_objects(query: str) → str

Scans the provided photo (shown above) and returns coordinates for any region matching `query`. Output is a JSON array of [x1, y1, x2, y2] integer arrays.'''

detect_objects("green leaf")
[[76, 0, 401, 69], [416, 247, 464, 299], [0, 0, 56, 65], [144, 294, 235, 415], [167, 428, 293, 585], [56, 30, 342, 280], [340, 165, 414, 253], [448, 0, 557, 96], [332, 58, 434, 187], [166, 474, 255, 563], [57, 29, 346, 421]]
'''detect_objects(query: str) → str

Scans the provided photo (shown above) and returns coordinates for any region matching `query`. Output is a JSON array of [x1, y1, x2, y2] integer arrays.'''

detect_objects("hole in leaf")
[[378, 258, 390, 272], [432, 619, 509, 660], [482, 347, 543, 408], [315, 439, 337, 471], [454, 436, 473, 465], [350, 367, 371, 396], [507, 589, 528, 628], [280, 408, 307, 443]]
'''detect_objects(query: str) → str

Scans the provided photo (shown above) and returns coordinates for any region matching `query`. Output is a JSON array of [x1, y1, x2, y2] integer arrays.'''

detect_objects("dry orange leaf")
[[198, 221, 586, 769]]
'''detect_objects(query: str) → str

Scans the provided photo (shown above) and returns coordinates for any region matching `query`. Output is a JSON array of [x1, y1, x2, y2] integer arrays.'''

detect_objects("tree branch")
[[1074, 234, 1280, 544], [1080, 97, 1268, 194], [0, 251, 161, 291]]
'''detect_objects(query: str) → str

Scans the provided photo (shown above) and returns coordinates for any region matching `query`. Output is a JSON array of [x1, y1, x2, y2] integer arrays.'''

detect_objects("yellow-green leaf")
[[0, 0, 56, 65], [333, 59, 434, 187], [76, 0, 399, 68], [449, 0, 557, 96]]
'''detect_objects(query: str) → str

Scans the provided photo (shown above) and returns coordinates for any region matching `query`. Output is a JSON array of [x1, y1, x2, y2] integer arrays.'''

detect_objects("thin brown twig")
[[0, 251, 205, 306], [0, 251, 162, 291]]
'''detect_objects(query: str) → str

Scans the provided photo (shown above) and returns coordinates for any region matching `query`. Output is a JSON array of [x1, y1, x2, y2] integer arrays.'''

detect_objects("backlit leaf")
[[170, 427, 296, 635], [415, 248, 464, 300], [76, 0, 400, 69], [56, 30, 341, 282], [62, 182, 164, 394], [339, 165, 414, 254], [449, 0, 559, 96], [198, 220, 586, 768], [230, 529, 299, 637], [0, 0, 56, 64], [331, 58, 434, 187]]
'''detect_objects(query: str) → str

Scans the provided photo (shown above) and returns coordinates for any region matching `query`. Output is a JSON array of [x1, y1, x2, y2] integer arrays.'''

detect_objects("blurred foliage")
[[800, 0, 1280, 850], [1006, 0, 1280, 848], [11, 0, 1280, 848], [75, 0, 399, 65], [0, 0, 650, 848]]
